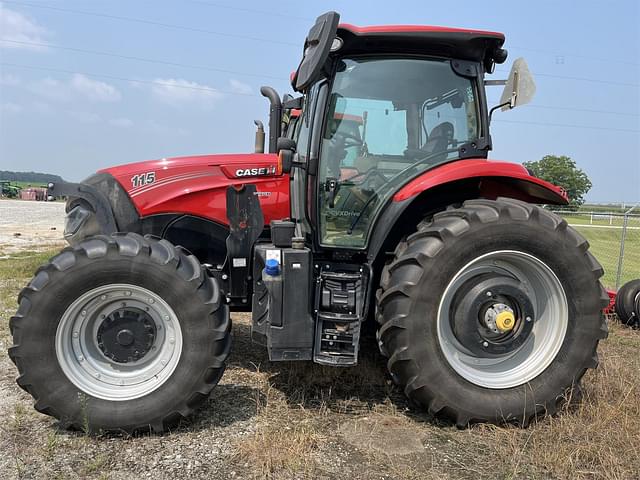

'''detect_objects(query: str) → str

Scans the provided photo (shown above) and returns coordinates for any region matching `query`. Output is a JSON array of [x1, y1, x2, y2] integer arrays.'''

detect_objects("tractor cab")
[[247, 12, 542, 366], [273, 12, 535, 252]]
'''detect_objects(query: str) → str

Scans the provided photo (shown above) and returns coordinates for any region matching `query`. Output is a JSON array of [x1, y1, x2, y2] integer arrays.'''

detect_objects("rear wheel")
[[9, 233, 231, 433], [615, 279, 640, 328], [376, 198, 609, 426]]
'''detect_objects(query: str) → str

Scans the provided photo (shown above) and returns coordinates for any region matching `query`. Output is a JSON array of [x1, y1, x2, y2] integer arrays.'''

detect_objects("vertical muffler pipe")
[[254, 120, 265, 153], [260, 86, 282, 154]]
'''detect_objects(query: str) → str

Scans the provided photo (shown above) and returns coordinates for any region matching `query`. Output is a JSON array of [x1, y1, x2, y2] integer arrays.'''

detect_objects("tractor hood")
[[95, 152, 289, 225], [100, 152, 281, 178]]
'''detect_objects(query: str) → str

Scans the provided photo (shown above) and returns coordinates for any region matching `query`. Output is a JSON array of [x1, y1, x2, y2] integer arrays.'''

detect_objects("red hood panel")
[[99, 153, 290, 226]]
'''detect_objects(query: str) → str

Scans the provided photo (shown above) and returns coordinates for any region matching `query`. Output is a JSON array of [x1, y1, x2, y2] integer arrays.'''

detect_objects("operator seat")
[[422, 122, 454, 164]]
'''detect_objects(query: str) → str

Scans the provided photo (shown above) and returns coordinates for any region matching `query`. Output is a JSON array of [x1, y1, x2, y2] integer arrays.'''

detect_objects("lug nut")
[[148, 298, 155, 304], [526, 316, 532, 322], [486, 291, 492, 297], [482, 341, 489, 348], [81, 310, 87, 316], [77, 355, 84, 361], [73, 331, 79, 338]]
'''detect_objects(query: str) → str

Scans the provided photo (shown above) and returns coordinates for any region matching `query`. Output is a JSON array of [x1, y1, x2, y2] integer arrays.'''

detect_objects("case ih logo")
[[235, 166, 277, 177]]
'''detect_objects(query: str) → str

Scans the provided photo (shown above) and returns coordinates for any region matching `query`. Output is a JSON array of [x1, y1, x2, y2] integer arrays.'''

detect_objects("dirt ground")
[[0, 199, 66, 255], [0, 200, 638, 479]]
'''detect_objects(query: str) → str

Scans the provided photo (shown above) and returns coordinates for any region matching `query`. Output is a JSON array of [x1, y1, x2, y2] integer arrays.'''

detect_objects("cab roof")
[[335, 23, 506, 67]]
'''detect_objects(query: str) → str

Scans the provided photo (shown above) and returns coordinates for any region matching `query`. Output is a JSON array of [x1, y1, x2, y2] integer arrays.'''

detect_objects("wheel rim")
[[437, 250, 568, 389], [56, 284, 183, 401]]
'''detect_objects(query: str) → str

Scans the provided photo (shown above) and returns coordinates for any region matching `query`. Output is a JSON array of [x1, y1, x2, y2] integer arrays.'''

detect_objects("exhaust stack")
[[260, 86, 282, 154], [254, 120, 265, 153]]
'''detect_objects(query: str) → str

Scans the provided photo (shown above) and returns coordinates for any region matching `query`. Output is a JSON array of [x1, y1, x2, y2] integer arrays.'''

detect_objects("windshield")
[[318, 56, 480, 248]]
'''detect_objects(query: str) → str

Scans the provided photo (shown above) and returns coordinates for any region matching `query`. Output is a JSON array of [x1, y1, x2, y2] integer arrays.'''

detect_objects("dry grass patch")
[[474, 323, 640, 479], [234, 421, 324, 479]]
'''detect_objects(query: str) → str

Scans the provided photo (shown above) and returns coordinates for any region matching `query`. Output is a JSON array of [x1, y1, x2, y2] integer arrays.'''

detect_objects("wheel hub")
[[97, 307, 156, 363], [450, 273, 535, 356], [494, 310, 516, 332]]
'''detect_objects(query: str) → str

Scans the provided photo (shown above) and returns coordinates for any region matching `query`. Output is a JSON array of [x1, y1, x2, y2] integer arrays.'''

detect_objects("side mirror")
[[277, 137, 296, 174], [499, 58, 536, 111], [293, 11, 340, 92]]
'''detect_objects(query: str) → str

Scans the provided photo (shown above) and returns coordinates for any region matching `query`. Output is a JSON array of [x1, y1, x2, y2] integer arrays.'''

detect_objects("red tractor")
[[9, 12, 608, 433]]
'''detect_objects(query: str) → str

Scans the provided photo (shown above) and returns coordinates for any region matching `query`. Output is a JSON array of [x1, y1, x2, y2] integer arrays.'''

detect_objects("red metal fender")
[[393, 158, 569, 205]]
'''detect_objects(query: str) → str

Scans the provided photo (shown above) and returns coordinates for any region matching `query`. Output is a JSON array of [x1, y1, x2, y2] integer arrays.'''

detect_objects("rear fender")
[[367, 159, 568, 266], [393, 158, 568, 204]]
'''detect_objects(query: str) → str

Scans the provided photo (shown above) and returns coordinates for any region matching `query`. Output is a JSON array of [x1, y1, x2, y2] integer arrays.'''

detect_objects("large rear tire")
[[9, 233, 231, 433], [615, 279, 640, 328], [376, 198, 609, 426]]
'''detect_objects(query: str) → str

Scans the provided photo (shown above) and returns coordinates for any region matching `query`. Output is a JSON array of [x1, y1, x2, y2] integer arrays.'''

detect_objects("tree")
[[523, 155, 592, 208]]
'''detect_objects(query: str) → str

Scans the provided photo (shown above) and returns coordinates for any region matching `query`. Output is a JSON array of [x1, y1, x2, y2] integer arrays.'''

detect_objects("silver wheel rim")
[[56, 284, 183, 401], [437, 250, 568, 389]]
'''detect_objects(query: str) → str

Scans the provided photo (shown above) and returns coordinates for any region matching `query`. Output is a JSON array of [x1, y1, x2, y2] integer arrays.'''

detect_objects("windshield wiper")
[[347, 147, 460, 234]]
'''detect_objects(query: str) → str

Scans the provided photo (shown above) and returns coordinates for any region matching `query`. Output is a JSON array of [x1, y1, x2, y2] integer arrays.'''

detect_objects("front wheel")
[[9, 233, 231, 433], [376, 198, 609, 426]]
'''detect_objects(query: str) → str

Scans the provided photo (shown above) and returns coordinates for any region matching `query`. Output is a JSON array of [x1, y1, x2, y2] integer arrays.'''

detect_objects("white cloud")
[[0, 5, 49, 51], [109, 117, 134, 128], [28, 77, 71, 102], [0, 73, 20, 86], [0, 102, 23, 114], [70, 111, 101, 124], [28, 75, 121, 103], [32, 101, 52, 114], [71, 74, 121, 102], [147, 120, 189, 136], [229, 79, 252, 95], [151, 78, 223, 108]]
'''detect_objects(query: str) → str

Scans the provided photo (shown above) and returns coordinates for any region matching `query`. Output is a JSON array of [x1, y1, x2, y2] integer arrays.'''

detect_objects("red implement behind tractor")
[[9, 12, 608, 433]]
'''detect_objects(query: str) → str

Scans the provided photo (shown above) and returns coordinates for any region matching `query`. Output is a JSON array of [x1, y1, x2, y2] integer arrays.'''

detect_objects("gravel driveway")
[[0, 199, 66, 254]]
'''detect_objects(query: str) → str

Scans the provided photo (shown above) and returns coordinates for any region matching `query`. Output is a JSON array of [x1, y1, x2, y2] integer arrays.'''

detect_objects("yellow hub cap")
[[495, 311, 516, 332]]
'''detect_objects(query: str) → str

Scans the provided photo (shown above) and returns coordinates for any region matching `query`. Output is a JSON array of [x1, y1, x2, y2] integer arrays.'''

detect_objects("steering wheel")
[[331, 130, 362, 148], [343, 167, 387, 188]]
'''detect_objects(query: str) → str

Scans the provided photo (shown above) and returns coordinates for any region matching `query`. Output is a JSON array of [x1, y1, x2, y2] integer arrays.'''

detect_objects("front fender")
[[48, 179, 118, 243]]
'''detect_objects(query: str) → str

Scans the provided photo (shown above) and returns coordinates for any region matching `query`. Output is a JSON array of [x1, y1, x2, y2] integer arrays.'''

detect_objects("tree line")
[[0, 171, 64, 184]]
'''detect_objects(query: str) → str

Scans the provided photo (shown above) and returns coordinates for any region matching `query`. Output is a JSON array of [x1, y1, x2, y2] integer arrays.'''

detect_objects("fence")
[[556, 210, 640, 289]]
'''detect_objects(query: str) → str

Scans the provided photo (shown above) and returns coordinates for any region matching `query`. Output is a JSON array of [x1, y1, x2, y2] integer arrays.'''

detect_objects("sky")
[[0, 0, 638, 203]]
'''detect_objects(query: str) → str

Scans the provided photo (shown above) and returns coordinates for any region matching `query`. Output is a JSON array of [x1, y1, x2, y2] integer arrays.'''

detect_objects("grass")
[[567, 224, 640, 288], [553, 211, 640, 288], [1, 248, 639, 479]]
